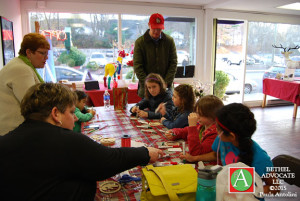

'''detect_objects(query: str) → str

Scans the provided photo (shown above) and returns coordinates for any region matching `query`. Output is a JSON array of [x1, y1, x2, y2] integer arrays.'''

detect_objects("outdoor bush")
[[214, 70, 230, 99], [125, 68, 134, 79], [58, 47, 86, 67]]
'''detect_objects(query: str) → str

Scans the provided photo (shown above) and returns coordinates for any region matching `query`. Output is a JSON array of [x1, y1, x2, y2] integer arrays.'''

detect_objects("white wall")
[[0, 0, 23, 69]]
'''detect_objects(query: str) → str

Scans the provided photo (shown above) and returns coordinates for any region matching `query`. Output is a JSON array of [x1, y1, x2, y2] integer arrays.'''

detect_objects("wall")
[[0, 0, 22, 69]]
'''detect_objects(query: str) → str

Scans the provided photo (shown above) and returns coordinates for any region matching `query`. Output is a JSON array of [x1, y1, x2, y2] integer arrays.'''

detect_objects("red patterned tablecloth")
[[82, 106, 184, 201], [263, 78, 300, 105], [85, 83, 142, 107]]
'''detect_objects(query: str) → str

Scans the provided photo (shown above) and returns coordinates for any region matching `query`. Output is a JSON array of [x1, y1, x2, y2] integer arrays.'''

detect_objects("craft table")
[[262, 78, 300, 118], [85, 83, 142, 106], [82, 106, 186, 201]]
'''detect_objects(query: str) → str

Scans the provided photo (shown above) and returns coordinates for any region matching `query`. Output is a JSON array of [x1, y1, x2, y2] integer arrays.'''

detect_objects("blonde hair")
[[21, 83, 77, 121], [174, 84, 195, 112], [18, 33, 50, 56], [144, 73, 166, 99]]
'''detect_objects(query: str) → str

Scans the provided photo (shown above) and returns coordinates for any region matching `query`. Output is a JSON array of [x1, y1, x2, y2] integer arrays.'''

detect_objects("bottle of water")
[[103, 90, 110, 109], [196, 165, 222, 201]]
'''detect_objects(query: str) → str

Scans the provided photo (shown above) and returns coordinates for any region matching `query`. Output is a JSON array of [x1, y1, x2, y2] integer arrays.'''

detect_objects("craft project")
[[100, 137, 116, 146], [99, 181, 121, 194]]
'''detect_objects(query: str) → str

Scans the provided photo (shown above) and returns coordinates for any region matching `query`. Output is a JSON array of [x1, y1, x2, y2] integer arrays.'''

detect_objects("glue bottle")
[[103, 90, 110, 109]]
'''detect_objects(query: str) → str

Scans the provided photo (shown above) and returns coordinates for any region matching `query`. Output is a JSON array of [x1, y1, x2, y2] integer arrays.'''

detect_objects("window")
[[29, 12, 196, 82]]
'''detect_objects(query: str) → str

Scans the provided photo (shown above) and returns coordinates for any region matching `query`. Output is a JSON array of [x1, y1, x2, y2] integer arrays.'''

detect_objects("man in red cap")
[[134, 13, 177, 98]]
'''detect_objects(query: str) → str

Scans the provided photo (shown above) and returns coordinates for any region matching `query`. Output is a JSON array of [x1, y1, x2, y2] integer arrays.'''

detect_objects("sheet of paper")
[[168, 148, 182, 152]]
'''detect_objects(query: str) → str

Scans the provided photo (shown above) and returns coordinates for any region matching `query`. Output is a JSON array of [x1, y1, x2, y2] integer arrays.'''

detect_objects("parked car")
[[227, 55, 242, 65], [246, 57, 255, 65], [89, 52, 107, 68], [106, 50, 114, 57], [55, 66, 99, 82], [263, 65, 300, 79], [177, 50, 189, 66], [225, 72, 258, 94]]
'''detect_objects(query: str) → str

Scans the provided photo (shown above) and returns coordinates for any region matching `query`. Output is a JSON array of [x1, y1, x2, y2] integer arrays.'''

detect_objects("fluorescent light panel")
[[277, 2, 300, 11]]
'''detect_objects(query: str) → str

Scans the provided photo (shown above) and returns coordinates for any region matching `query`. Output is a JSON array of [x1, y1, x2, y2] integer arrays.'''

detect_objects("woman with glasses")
[[0, 33, 50, 135]]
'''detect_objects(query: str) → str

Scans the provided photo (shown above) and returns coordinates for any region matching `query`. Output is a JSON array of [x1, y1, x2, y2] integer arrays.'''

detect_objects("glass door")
[[214, 19, 247, 104]]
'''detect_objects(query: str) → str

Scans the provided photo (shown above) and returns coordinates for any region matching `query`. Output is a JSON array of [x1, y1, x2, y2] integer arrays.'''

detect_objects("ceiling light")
[[277, 2, 300, 10]]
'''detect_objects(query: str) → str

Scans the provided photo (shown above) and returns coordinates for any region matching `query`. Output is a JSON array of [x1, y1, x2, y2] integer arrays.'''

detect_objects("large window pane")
[[29, 12, 196, 82], [245, 22, 300, 102]]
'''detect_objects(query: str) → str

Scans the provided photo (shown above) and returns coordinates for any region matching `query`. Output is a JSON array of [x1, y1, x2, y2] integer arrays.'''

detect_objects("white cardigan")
[[0, 57, 41, 135]]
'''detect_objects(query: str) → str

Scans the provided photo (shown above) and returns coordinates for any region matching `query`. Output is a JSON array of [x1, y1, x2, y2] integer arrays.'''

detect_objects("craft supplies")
[[100, 138, 116, 146], [121, 134, 131, 147], [154, 161, 178, 167], [99, 181, 121, 194]]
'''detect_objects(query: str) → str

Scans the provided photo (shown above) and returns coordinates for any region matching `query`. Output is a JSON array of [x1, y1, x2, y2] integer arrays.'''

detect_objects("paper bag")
[[113, 87, 128, 110]]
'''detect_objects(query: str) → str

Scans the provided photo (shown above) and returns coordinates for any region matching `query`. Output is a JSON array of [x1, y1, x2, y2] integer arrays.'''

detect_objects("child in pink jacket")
[[165, 95, 223, 163]]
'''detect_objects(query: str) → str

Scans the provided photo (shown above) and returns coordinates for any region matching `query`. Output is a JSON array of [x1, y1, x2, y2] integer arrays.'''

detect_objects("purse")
[[140, 164, 197, 201]]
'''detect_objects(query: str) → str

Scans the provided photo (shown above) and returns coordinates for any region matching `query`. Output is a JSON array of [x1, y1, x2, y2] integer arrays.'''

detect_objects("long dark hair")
[[174, 84, 195, 113], [216, 103, 256, 166]]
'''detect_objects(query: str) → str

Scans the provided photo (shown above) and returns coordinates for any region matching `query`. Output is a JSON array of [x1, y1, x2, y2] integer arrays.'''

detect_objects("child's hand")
[[137, 110, 148, 118], [160, 117, 166, 123], [157, 103, 166, 116], [90, 109, 96, 116], [165, 130, 175, 140], [179, 153, 197, 162], [188, 113, 198, 127]]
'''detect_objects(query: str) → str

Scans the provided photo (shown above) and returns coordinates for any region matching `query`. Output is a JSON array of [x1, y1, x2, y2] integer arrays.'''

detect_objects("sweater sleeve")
[[172, 126, 189, 141], [163, 112, 189, 129], [164, 37, 177, 86], [133, 39, 147, 87], [65, 132, 150, 181], [9, 64, 38, 102], [75, 108, 93, 122]]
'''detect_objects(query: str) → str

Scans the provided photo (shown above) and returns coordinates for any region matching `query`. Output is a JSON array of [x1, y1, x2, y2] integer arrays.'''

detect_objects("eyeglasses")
[[36, 50, 48, 57]]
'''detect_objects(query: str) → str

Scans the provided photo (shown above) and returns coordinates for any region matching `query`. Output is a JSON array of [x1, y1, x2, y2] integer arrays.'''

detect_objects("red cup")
[[121, 134, 131, 147]]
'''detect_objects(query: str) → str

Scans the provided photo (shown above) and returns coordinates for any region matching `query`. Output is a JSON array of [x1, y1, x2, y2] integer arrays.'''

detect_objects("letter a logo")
[[229, 167, 255, 193]]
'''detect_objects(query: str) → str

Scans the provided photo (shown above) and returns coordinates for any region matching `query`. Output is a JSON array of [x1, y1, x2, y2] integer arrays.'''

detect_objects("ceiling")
[[114, 0, 300, 16], [29, 0, 300, 16]]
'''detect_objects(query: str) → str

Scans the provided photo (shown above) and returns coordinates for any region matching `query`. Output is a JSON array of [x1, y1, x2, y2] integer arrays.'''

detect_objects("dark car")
[[263, 66, 300, 79]]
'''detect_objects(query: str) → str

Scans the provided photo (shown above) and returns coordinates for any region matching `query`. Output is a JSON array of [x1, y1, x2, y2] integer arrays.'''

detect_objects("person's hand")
[[132, 106, 138, 113], [147, 147, 163, 163], [90, 109, 96, 116], [179, 153, 197, 162], [137, 110, 148, 118], [160, 117, 166, 123], [188, 113, 198, 127], [156, 103, 166, 116], [165, 130, 175, 140]]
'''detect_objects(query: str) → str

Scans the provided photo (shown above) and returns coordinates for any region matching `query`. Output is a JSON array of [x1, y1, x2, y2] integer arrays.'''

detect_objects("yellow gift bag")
[[141, 164, 197, 201]]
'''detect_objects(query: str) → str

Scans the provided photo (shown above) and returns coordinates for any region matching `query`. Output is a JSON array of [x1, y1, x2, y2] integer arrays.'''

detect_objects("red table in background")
[[262, 78, 300, 118], [85, 83, 142, 106]]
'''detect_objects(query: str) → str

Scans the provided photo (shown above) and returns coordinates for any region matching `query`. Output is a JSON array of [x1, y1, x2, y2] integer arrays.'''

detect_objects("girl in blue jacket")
[[130, 73, 173, 119], [158, 84, 195, 129]]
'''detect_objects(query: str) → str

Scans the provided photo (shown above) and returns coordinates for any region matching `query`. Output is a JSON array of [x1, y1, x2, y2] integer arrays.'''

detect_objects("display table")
[[262, 78, 300, 118], [85, 83, 141, 106], [82, 106, 187, 201]]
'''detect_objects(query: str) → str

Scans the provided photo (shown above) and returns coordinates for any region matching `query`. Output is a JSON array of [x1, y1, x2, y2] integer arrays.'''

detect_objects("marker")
[[182, 141, 186, 163], [158, 145, 180, 148]]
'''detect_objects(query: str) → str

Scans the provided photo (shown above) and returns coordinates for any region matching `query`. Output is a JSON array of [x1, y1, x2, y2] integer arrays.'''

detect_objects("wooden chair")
[[272, 154, 300, 187]]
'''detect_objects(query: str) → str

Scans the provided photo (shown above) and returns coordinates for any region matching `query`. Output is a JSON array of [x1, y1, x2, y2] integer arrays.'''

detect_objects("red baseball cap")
[[149, 13, 164, 29]]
